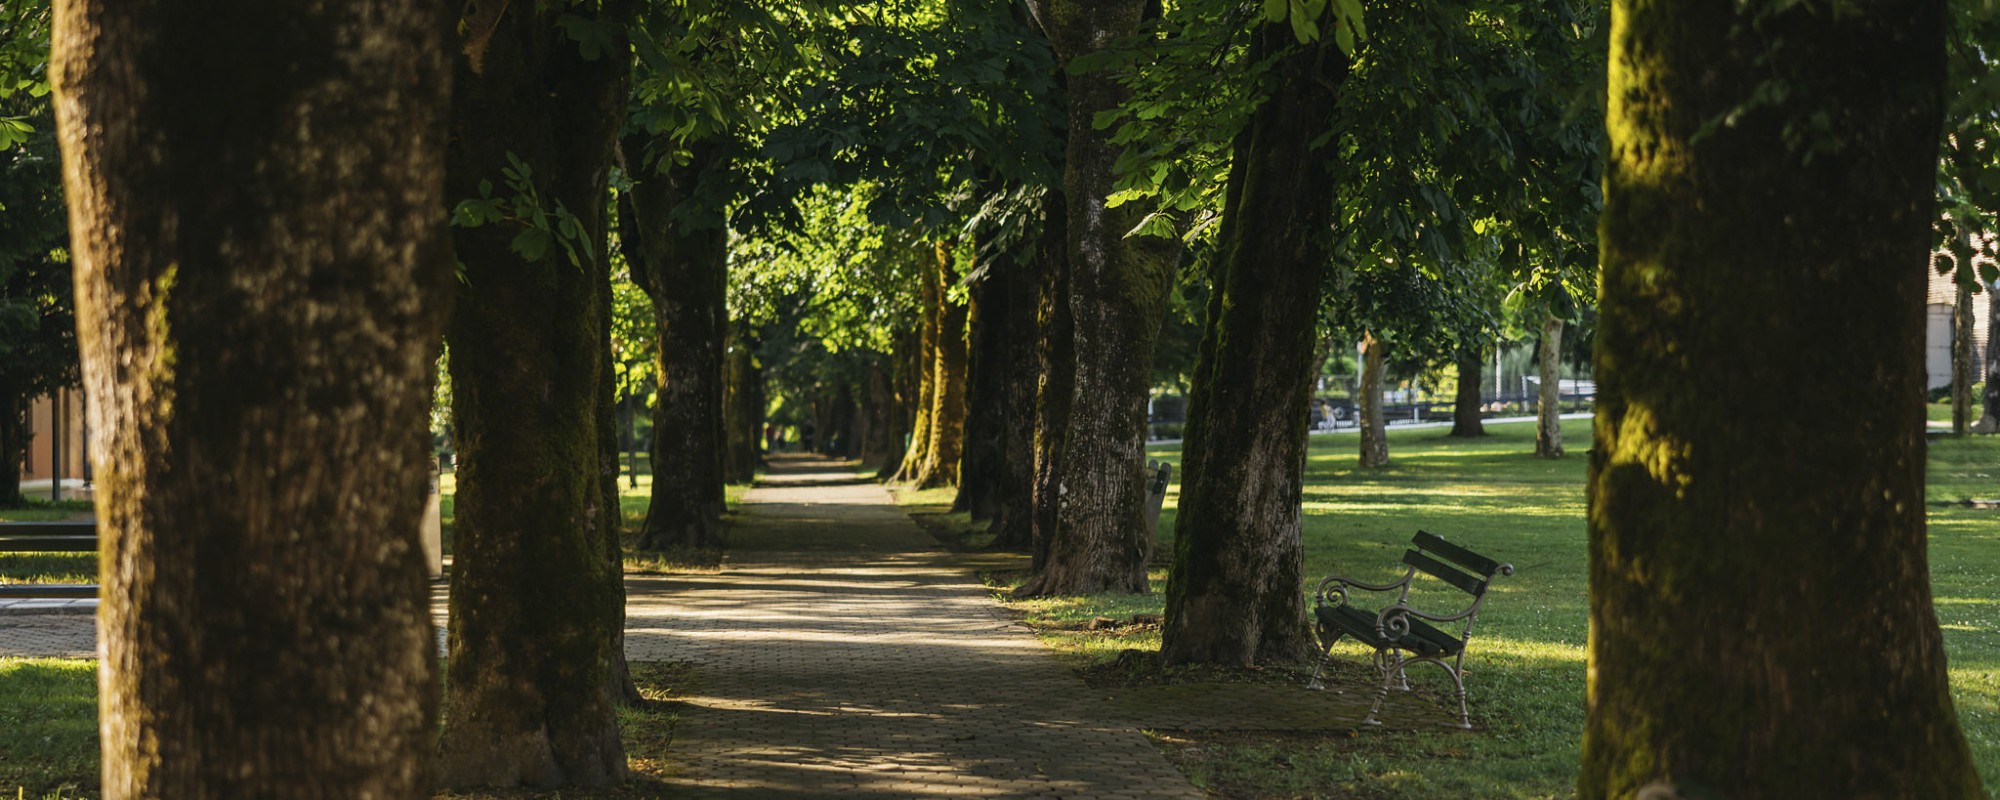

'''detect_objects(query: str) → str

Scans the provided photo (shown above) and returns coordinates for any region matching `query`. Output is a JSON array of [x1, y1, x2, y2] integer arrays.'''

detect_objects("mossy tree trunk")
[[51, 0, 453, 792], [621, 136, 728, 549], [955, 265, 1001, 516], [722, 326, 762, 482], [895, 258, 941, 480], [1357, 332, 1389, 468], [1019, 0, 1183, 596], [1450, 349, 1486, 438], [1161, 27, 1343, 667], [1583, 0, 1982, 796], [1030, 192, 1074, 570], [913, 243, 970, 489], [439, 0, 632, 788], [1535, 315, 1564, 457]]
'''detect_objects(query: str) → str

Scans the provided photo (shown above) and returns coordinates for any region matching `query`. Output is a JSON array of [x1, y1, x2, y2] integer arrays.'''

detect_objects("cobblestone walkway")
[[621, 458, 1205, 798]]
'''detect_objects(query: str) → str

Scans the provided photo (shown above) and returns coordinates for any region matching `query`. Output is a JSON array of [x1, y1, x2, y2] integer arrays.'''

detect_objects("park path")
[[620, 456, 1206, 798]]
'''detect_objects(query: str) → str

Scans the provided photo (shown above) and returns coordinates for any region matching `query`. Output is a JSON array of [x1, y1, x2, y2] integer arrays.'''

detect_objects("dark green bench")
[[1305, 531, 1512, 729], [0, 520, 98, 600]]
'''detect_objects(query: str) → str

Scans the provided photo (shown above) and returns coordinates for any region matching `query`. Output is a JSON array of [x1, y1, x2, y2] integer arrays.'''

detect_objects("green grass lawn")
[[982, 420, 2000, 799]]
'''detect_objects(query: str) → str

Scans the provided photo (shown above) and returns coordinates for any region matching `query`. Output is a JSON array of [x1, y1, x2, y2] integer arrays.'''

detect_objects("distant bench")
[[0, 520, 98, 599], [1305, 531, 1512, 729]]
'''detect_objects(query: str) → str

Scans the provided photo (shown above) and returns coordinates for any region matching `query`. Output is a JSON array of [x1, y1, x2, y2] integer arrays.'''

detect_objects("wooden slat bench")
[[1305, 531, 1512, 729], [0, 520, 99, 600]]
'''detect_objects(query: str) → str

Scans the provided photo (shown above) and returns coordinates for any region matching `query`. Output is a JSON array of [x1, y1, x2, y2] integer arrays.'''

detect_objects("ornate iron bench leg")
[[1446, 663, 1472, 729], [1306, 629, 1341, 691], [1362, 649, 1403, 726]]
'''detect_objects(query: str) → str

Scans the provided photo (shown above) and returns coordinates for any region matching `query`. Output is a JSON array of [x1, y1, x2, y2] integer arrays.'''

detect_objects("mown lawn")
[[992, 419, 2000, 799]]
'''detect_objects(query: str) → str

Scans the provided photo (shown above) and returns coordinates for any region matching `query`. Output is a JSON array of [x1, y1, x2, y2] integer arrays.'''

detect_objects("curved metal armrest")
[[1315, 569, 1413, 606]]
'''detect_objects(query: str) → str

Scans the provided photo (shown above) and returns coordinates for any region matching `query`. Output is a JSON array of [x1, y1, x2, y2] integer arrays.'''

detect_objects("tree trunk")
[[722, 327, 762, 483], [50, 0, 452, 793], [1982, 276, 2000, 432], [0, 389, 23, 508], [1030, 192, 1074, 570], [1357, 333, 1389, 468], [595, 221, 638, 708], [896, 259, 941, 481], [914, 243, 970, 489], [1161, 27, 1343, 667], [1019, 0, 1183, 596], [988, 256, 1043, 550], [438, 0, 632, 788], [623, 137, 728, 549], [1451, 348, 1486, 438], [1583, 1, 1981, 796], [1952, 275, 1974, 434], [955, 262, 1003, 517], [1535, 315, 1564, 458]]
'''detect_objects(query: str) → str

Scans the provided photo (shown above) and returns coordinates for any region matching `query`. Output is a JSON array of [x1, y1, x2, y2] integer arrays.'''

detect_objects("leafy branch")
[[451, 152, 595, 268]]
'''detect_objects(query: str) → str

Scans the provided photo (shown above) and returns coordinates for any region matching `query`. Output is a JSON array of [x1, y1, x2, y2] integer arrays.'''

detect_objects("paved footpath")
[[622, 458, 1205, 798]]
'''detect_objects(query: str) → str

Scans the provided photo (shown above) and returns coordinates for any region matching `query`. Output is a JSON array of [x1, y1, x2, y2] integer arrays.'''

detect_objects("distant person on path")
[[765, 423, 778, 453], [801, 422, 816, 454]]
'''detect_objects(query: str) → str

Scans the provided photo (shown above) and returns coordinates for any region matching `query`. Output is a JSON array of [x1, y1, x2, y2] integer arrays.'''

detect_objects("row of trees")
[[7, 0, 1998, 795]]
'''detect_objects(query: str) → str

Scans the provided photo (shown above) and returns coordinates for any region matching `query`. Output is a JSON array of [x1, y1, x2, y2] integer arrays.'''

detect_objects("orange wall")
[[19, 389, 87, 483]]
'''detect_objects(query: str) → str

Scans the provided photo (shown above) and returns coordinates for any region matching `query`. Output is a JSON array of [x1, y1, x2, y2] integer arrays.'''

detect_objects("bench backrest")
[[1403, 530, 1502, 598]]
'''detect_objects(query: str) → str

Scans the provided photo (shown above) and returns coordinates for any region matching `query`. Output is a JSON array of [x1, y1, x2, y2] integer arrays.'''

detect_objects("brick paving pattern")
[[623, 459, 1206, 798]]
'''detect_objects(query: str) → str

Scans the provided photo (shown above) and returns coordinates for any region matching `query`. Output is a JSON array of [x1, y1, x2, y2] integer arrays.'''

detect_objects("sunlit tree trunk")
[[438, 0, 633, 787], [1019, 0, 1182, 596], [1535, 315, 1564, 458], [622, 137, 728, 549], [1583, 0, 1981, 795], [913, 242, 969, 489], [1357, 333, 1389, 468], [1162, 27, 1343, 667], [1451, 348, 1486, 438], [896, 258, 941, 480], [52, 0, 453, 792]]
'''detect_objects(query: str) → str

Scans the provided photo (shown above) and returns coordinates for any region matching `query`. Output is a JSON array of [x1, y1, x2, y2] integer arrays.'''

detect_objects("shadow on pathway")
[[623, 456, 1203, 798]]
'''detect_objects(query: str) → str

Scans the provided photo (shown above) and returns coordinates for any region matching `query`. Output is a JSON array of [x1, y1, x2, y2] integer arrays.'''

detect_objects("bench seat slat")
[[1403, 549, 1487, 596], [1315, 604, 1464, 657], [0, 536, 97, 553], [0, 583, 98, 599]]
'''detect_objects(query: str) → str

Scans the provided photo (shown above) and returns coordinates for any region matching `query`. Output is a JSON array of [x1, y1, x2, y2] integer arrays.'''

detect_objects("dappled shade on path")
[[622, 456, 1203, 798]]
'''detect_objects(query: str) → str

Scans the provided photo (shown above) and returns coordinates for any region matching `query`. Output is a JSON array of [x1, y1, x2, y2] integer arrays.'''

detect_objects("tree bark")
[[1019, 0, 1183, 596], [1357, 333, 1389, 468], [1952, 274, 1974, 434], [438, 0, 632, 788], [622, 137, 729, 549], [1535, 315, 1564, 458], [1161, 27, 1343, 667], [912, 243, 970, 489], [0, 389, 23, 507], [987, 256, 1043, 550], [896, 257, 941, 480], [722, 326, 762, 483], [1583, 1, 1981, 796], [1451, 348, 1486, 437], [1030, 192, 1074, 571], [1983, 276, 2000, 432], [955, 263, 1003, 517], [50, 0, 452, 793]]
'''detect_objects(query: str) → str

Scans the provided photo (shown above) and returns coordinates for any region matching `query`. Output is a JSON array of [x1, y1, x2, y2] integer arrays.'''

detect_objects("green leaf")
[[1263, 0, 1288, 22], [511, 228, 551, 262]]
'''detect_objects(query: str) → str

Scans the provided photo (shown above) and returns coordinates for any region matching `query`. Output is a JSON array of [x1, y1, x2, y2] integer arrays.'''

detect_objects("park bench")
[[0, 520, 99, 600], [1304, 531, 1512, 729]]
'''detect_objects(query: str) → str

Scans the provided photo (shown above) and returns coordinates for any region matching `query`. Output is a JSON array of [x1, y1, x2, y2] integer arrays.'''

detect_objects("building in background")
[[16, 387, 89, 502], [1926, 263, 1992, 392]]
